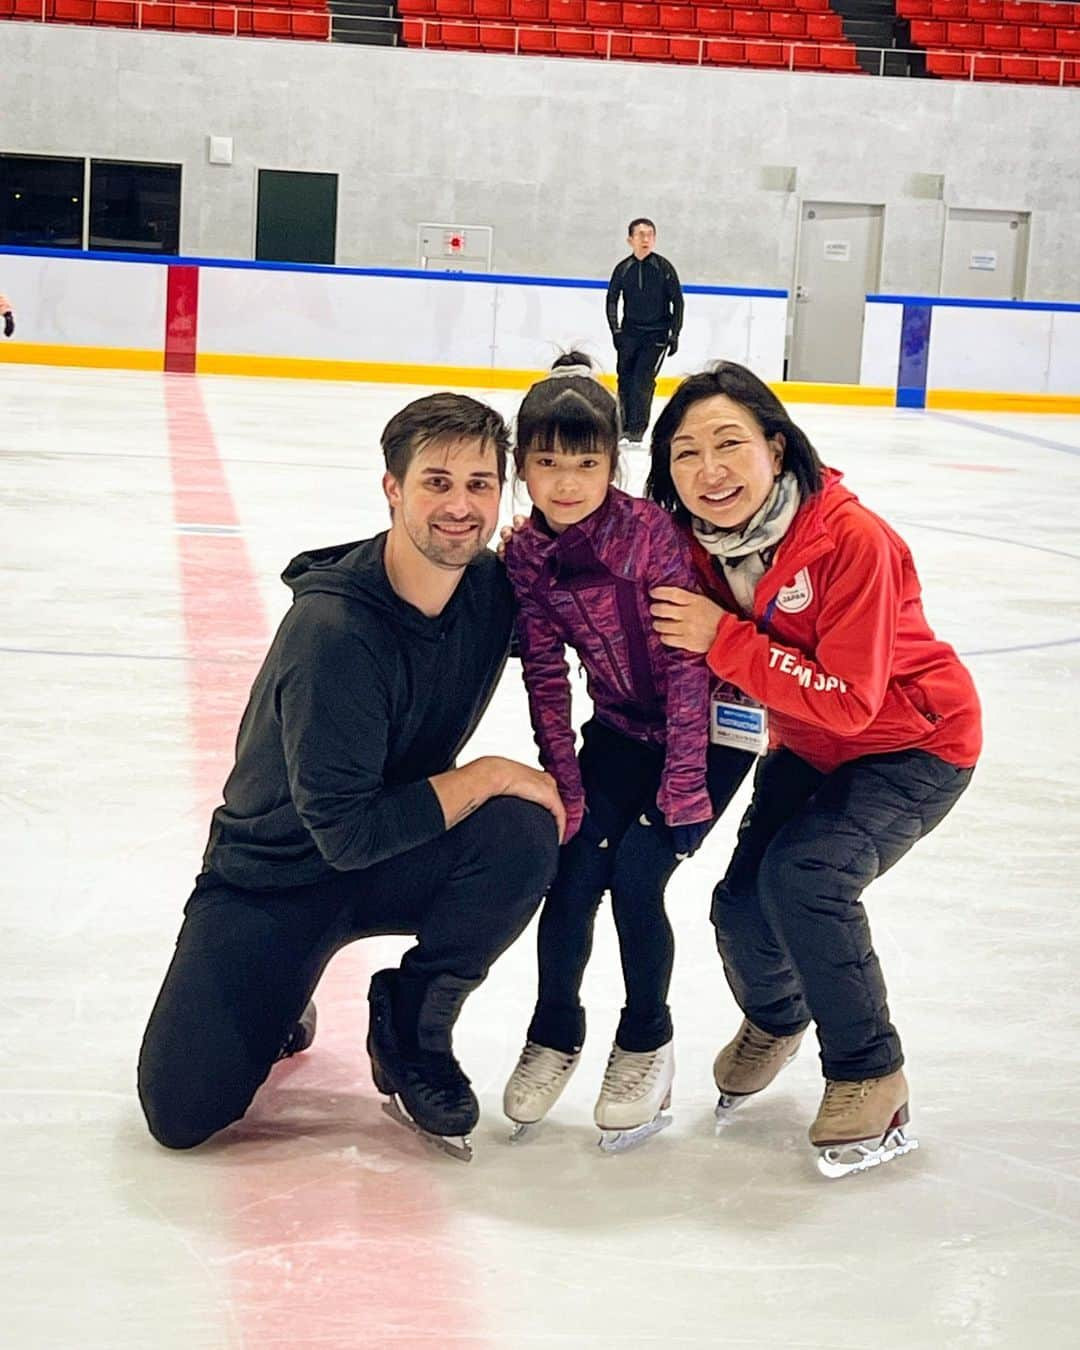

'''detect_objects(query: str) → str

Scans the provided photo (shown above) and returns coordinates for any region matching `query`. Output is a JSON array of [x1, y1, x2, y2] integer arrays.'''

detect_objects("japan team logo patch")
[[775, 568, 813, 614]]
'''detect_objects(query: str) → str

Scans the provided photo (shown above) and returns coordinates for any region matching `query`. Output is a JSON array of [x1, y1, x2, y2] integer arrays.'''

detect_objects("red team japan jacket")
[[694, 471, 982, 774], [506, 487, 714, 830]]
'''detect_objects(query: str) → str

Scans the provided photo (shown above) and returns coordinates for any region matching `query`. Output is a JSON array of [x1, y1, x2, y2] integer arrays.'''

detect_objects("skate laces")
[[601, 1047, 663, 1103], [822, 1079, 872, 1113], [733, 1020, 788, 1070], [514, 1043, 578, 1093]]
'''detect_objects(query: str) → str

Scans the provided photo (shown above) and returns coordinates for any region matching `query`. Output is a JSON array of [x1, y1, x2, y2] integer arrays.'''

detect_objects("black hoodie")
[[201, 534, 515, 890]]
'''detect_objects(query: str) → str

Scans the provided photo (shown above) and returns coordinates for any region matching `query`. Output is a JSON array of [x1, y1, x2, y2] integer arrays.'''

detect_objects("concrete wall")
[[2, 24, 1079, 300]]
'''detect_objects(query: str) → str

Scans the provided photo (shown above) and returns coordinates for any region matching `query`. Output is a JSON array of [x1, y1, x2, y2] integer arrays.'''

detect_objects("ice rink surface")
[[3, 364, 1079, 1349]]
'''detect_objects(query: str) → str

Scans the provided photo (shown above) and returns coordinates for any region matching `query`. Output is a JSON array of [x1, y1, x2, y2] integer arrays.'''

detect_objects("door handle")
[[795, 285, 809, 302]]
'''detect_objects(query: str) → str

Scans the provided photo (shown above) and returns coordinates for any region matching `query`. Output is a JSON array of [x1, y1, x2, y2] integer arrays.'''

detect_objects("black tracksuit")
[[606, 251, 684, 440], [138, 536, 559, 1148]]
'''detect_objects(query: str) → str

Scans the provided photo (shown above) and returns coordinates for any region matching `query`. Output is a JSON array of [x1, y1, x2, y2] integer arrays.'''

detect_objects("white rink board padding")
[[1046, 310, 1080, 395], [927, 305, 1060, 395], [491, 283, 787, 382], [0, 252, 166, 351], [197, 267, 500, 368], [860, 301, 904, 388]]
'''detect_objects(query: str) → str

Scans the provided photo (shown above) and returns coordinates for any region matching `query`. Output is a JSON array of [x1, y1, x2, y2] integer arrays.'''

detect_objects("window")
[[0, 154, 84, 249], [89, 160, 181, 255]]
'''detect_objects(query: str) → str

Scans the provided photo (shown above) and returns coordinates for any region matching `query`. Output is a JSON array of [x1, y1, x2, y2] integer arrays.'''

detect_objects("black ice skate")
[[276, 1000, 317, 1061], [366, 968, 480, 1163]]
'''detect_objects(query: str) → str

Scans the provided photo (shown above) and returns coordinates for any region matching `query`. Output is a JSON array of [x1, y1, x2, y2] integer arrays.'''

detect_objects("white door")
[[940, 208, 1029, 300], [789, 202, 884, 384]]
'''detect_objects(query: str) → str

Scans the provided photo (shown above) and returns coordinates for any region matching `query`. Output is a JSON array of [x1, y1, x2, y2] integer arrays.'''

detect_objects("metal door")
[[256, 169, 338, 265], [789, 202, 884, 383], [940, 208, 1029, 300]]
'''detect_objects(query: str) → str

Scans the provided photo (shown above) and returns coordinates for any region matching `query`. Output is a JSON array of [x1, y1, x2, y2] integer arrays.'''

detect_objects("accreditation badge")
[[710, 688, 769, 755]]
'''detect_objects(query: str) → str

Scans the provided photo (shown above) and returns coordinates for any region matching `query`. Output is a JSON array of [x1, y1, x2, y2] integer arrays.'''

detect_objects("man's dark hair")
[[646, 362, 826, 525], [514, 352, 621, 478], [381, 392, 511, 485], [628, 217, 656, 236]]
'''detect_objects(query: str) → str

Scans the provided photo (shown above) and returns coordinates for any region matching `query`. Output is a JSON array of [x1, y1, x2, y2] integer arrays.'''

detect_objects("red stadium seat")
[[966, 0, 1001, 16], [971, 51, 1001, 74], [911, 17, 947, 39], [555, 24, 594, 48], [291, 9, 328, 32], [54, 0, 93, 17], [622, 2, 660, 26], [517, 20, 555, 45], [399, 0, 436, 12], [475, 0, 508, 12], [659, 3, 695, 28], [401, 15, 439, 39], [792, 39, 822, 63], [820, 40, 859, 66], [926, 47, 971, 70], [1039, 1, 1072, 20], [945, 19, 983, 41], [696, 4, 732, 30], [1057, 26, 1080, 48], [174, 1, 215, 29], [732, 8, 769, 33], [704, 36, 747, 60], [793, 0, 829, 10], [585, 0, 620, 21], [510, 0, 545, 16], [930, 0, 964, 16], [436, 0, 471, 14], [1036, 53, 1066, 76], [631, 32, 670, 53], [806, 10, 841, 35], [1018, 21, 1056, 46], [548, 0, 584, 18], [441, 16, 480, 40], [95, 0, 137, 20], [479, 20, 516, 44], [669, 32, 705, 56], [745, 37, 787, 62], [770, 11, 806, 34], [897, 0, 932, 13], [594, 28, 632, 51], [1000, 0, 1036, 19], [999, 52, 1039, 74], [982, 21, 1018, 44]]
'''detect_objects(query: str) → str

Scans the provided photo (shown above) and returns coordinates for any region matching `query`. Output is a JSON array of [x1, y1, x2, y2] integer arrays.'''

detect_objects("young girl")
[[502, 354, 753, 1149]]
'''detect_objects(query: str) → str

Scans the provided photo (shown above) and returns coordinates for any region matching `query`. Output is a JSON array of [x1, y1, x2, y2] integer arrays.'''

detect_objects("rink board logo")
[[775, 568, 813, 614]]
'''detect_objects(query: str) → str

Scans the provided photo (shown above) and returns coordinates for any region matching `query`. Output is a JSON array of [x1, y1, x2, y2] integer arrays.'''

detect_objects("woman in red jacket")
[[646, 362, 981, 1179]]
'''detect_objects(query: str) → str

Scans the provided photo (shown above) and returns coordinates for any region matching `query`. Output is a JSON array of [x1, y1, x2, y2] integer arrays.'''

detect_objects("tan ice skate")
[[809, 1068, 918, 1179], [712, 1018, 805, 1128]]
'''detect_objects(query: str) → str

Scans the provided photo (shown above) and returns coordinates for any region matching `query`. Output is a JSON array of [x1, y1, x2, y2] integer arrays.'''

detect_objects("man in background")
[[606, 219, 683, 449]]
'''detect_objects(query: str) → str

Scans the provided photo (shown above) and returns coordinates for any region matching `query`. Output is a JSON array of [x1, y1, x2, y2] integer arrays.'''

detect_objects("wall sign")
[[824, 240, 851, 262], [969, 250, 998, 271]]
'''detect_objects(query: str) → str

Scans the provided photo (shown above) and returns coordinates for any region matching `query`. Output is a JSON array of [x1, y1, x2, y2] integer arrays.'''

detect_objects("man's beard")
[[409, 514, 489, 569]]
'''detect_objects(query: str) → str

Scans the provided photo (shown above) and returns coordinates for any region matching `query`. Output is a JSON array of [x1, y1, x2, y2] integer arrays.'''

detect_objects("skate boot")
[[594, 1039, 675, 1153], [809, 1068, 917, 1180], [713, 1017, 805, 1128], [276, 1000, 317, 1062], [503, 1041, 581, 1142], [366, 968, 480, 1162]]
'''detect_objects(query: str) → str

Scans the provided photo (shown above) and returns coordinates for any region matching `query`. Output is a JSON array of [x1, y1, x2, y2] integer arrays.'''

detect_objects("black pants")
[[616, 329, 669, 439], [711, 748, 974, 1081], [138, 798, 559, 1149], [529, 719, 753, 1055]]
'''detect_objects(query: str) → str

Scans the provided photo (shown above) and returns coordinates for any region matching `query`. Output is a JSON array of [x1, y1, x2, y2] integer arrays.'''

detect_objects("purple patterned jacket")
[[504, 487, 713, 834]]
